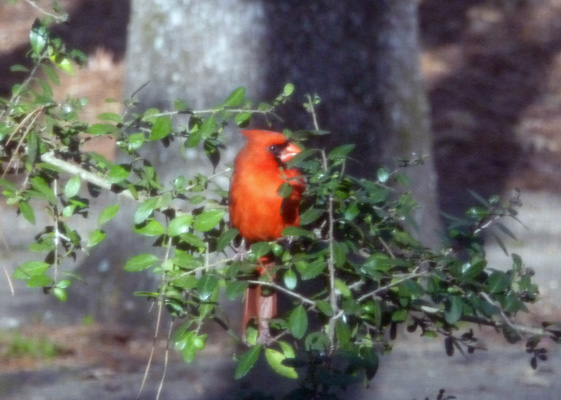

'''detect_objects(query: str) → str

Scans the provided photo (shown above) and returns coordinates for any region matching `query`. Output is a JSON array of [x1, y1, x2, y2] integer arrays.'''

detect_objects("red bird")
[[229, 129, 305, 343]]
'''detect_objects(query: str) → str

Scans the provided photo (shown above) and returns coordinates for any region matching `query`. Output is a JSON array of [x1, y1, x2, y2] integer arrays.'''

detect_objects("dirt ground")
[[2, 1, 561, 399]]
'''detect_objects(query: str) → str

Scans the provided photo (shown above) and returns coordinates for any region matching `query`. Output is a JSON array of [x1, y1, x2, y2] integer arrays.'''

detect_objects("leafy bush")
[[1, 15, 560, 400]]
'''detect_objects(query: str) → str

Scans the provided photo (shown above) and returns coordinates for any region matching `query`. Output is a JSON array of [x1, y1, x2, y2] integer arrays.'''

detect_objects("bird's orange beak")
[[279, 142, 302, 163]]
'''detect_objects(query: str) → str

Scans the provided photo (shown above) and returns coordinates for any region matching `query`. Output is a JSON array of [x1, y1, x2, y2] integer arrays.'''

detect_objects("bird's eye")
[[268, 144, 281, 155]]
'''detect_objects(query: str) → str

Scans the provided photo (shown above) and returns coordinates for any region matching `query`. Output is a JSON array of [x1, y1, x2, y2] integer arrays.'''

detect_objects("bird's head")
[[241, 130, 302, 166]]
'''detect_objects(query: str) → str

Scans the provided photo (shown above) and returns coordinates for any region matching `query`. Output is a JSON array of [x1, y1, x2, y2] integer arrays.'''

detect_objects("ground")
[[1, 1, 561, 399]]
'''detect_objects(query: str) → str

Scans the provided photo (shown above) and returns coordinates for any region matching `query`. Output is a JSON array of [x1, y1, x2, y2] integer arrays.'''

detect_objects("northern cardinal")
[[229, 129, 305, 343]]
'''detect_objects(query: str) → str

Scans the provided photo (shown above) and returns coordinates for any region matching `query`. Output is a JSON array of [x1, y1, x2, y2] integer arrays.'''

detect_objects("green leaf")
[[502, 324, 522, 344], [282, 226, 315, 239], [332, 240, 347, 267], [217, 228, 239, 252], [288, 305, 308, 339], [334, 279, 351, 298], [52, 287, 67, 302], [174, 99, 189, 111], [283, 269, 297, 290], [193, 209, 225, 232], [198, 116, 217, 137], [222, 86, 246, 107], [19, 202, 35, 224], [134, 198, 159, 224], [169, 214, 194, 237], [0, 178, 17, 192], [335, 320, 352, 350], [149, 116, 172, 141], [124, 253, 159, 272], [265, 348, 298, 379], [277, 182, 293, 198], [360, 346, 379, 380], [234, 112, 251, 126], [134, 219, 166, 236], [251, 242, 271, 259], [391, 309, 407, 322], [377, 168, 390, 183], [235, 345, 262, 379], [445, 295, 463, 324], [328, 144, 355, 159], [283, 83, 295, 96], [64, 176, 81, 198], [88, 123, 119, 135], [197, 275, 218, 301], [27, 274, 52, 287], [13, 261, 50, 279], [180, 233, 206, 250], [296, 259, 326, 280], [98, 112, 123, 123], [179, 332, 208, 363], [87, 229, 106, 247], [12, 64, 30, 73], [30, 176, 56, 204], [226, 281, 248, 300], [107, 165, 130, 184], [30, 24, 47, 56], [98, 204, 120, 226], [299, 208, 323, 225], [316, 300, 333, 317], [486, 271, 511, 294], [186, 128, 203, 148]]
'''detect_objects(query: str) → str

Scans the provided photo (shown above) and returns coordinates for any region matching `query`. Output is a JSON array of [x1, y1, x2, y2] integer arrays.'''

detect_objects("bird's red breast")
[[229, 130, 305, 242]]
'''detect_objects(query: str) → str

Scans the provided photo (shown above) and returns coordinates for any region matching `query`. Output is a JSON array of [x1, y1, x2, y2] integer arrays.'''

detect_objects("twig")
[[52, 179, 59, 282], [356, 268, 429, 302], [460, 314, 559, 340], [136, 237, 173, 400], [2, 107, 43, 178], [1, 257, 15, 296], [156, 319, 175, 400], [479, 291, 525, 341], [246, 280, 316, 306], [41, 151, 137, 200], [24, 0, 68, 22]]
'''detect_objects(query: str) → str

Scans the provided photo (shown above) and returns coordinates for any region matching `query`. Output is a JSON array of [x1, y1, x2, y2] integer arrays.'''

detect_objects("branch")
[[460, 313, 560, 340], [246, 280, 316, 306], [356, 268, 429, 302], [23, 0, 68, 22], [41, 151, 137, 200]]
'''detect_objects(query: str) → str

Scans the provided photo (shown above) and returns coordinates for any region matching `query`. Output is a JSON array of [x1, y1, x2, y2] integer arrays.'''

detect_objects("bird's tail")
[[242, 256, 276, 344]]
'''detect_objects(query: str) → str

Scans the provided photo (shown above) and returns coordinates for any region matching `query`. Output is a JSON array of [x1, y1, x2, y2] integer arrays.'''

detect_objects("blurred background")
[[1, 0, 561, 399]]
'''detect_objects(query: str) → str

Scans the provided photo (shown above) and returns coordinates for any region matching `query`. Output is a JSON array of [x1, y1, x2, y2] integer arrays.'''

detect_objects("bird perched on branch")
[[229, 129, 305, 344]]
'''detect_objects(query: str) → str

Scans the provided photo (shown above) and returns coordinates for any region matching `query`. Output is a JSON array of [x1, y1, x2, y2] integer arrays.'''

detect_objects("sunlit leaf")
[[193, 209, 225, 232], [134, 219, 165, 236], [222, 86, 246, 107], [13, 261, 50, 279], [19, 202, 35, 224], [283, 269, 297, 290], [98, 204, 120, 226], [149, 116, 172, 141], [87, 229, 106, 247], [265, 348, 298, 379], [124, 253, 159, 272], [168, 214, 194, 237]]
